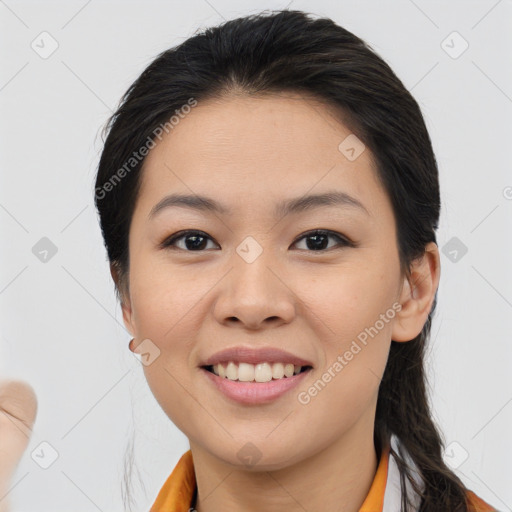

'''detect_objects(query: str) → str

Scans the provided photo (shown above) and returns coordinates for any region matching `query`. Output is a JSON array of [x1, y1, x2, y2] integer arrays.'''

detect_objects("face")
[[121, 92, 410, 469]]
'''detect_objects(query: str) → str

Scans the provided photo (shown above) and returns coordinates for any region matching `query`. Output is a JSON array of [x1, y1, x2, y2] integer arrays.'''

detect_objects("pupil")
[[307, 233, 327, 250], [186, 234, 207, 250]]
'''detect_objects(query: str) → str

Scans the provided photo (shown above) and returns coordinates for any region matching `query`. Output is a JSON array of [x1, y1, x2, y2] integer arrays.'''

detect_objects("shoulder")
[[466, 489, 498, 512]]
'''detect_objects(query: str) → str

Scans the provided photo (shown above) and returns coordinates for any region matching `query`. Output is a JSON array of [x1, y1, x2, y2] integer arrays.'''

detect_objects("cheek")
[[299, 260, 398, 346], [142, 362, 203, 442], [298, 262, 396, 406], [129, 260, 211, 342], [292, 302, 392, 454], [129, 264, 207, 433], [127, 261, 212, 416]]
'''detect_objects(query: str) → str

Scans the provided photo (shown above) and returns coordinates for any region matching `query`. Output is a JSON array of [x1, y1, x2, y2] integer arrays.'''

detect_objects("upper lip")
[[200, 346, 314, 367]]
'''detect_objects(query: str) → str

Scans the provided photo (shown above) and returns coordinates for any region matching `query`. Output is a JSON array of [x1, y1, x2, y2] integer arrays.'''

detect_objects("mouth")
[[199, 347, 314, 403], [200, 363, 313, 404]]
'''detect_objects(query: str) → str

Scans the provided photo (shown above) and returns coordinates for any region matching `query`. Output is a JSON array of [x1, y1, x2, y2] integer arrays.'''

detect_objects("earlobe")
[[391, 242, 440, 343]]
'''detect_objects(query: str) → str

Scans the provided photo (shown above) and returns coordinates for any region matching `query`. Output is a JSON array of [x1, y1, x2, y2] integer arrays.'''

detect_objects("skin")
[[117, 92, 440, 512], [0, 380, 37, 512]]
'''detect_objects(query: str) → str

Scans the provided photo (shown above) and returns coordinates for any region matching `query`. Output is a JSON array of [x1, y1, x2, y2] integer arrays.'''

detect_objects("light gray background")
[[1, 0, 511, 510]]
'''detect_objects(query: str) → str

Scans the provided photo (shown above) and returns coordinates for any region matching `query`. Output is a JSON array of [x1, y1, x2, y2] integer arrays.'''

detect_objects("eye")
[[160, 230, 219, 251], [291, 229, 353, 251], [160, 229, 354, 252]]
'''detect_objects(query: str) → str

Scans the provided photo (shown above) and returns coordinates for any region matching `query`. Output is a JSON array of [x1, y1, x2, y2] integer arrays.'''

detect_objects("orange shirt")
[[149, 443, 497, 512]]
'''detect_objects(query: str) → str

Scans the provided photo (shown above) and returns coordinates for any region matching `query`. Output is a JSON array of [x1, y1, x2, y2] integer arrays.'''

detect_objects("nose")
[[212, 251, 297, 330]]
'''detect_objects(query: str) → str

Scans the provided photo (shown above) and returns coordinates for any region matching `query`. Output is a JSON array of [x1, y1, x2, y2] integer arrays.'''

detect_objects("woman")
[[93, 8, 498, 512], [0, 8, 492, 512], [94, 9, 501, 511]]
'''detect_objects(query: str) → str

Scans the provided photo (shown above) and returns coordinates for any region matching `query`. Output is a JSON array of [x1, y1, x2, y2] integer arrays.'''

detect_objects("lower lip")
[[201, 367, 311, 404]]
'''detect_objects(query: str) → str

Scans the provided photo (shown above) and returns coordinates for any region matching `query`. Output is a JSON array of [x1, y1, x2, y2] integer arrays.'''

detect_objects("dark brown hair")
[[95, 9, 474, 511]]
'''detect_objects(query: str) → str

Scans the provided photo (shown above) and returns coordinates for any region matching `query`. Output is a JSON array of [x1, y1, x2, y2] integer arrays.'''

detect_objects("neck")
[[190, 407, 379, 512]]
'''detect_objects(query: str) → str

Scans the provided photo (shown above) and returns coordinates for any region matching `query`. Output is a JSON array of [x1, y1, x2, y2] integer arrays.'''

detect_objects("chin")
[[203, 437, 307, 472]]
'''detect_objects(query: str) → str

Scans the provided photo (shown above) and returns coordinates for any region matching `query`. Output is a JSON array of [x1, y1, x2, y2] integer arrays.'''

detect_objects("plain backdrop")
[[1, 0, 511, 510]]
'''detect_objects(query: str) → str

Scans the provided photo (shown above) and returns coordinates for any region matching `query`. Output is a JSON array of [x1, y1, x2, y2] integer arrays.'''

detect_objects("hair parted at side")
[[95, 9, 472, 511]]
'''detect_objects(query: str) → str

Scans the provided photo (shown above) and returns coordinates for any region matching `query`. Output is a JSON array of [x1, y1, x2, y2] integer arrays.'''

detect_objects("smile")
[[201, 363, 313, 404]]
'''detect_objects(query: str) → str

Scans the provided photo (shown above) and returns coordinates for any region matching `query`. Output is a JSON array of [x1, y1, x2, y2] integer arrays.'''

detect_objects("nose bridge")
[[234, 240, 276, 292], [212, 237, 296, 328]]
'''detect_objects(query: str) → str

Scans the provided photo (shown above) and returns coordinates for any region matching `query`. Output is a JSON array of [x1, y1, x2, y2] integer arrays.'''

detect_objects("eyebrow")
[[148, 190, 370, 220]]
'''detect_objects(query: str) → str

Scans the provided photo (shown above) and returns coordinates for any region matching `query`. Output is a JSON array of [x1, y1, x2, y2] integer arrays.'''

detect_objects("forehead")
[[136, 92, 387, 219]]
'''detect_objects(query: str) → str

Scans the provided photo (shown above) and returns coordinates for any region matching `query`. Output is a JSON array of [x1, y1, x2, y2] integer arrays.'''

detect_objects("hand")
[[0, 380, 37, 512]]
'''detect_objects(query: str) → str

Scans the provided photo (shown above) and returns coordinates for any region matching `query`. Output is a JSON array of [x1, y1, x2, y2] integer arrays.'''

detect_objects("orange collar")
[[148, 443, 495, 512], [149, 444, 391, 512]]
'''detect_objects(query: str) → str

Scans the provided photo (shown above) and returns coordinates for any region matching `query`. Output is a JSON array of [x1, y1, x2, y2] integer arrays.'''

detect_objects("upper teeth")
[[211, 362, 304, 382]]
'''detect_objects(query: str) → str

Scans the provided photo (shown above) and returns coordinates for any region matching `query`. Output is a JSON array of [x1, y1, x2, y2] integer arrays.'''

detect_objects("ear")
[[110, 263, 136, 341], [391, 242, 441, 343]]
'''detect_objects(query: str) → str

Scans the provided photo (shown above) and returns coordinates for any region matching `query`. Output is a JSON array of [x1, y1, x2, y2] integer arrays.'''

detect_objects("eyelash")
[[159, 229, 355, 252]]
